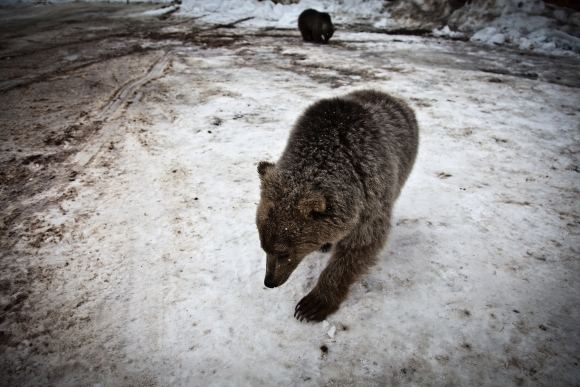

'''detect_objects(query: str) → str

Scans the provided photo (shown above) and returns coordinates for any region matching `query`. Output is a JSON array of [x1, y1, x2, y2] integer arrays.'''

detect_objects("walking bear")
[[256, 90, 419, 322]]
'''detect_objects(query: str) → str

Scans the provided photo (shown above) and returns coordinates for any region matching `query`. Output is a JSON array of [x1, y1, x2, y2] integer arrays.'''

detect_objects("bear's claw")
[[294, 291, 338, 322]]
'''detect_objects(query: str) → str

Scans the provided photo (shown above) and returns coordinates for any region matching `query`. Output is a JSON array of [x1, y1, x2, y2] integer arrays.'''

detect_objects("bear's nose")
[[264, 276, 277, 288]]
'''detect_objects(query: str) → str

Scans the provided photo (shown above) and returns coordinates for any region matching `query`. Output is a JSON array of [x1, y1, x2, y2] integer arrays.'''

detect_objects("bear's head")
[[256, 161, 353, 288], [320, 13, 334, 43]]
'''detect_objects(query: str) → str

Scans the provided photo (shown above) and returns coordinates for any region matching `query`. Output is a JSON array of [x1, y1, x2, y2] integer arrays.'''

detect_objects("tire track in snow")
[[72, 52, 171, 168], [0, 53, 170, 254], [94, 53, 170, 122]]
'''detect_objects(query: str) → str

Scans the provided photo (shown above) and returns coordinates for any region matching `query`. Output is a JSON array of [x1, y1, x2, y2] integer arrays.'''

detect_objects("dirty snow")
[[1, 2, 580, 387]]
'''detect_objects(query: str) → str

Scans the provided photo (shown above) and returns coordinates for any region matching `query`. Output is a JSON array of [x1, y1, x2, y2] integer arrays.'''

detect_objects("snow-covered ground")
[[1, 3, 579, 386]]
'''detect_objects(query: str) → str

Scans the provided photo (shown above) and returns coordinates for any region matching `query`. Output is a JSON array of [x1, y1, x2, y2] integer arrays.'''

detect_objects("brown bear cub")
[[298, 9, 335, 44], [256, 90, 419, 322]]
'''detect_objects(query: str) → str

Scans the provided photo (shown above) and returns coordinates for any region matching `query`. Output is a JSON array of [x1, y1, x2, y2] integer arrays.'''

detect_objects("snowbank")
[[448, 0, 580, 55]]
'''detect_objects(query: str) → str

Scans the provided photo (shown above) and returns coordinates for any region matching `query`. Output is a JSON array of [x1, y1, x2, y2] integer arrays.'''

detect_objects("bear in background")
[[298, 9, 335, 44]]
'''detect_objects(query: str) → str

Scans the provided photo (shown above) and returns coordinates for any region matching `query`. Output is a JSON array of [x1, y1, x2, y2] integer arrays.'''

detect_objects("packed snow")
[[0, 2, 579, 387]]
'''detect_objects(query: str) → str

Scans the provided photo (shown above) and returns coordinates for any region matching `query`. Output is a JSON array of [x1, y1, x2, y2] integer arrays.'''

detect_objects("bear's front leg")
[[294, 242, 382, 322]]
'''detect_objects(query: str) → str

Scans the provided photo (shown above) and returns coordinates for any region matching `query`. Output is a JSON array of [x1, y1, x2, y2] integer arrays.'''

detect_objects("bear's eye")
[[277, 253, 290, 261]]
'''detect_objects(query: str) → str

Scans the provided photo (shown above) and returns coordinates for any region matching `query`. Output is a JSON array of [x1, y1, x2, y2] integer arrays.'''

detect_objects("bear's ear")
[[298, 191, 326, 218], [257, 161, 275, 177]]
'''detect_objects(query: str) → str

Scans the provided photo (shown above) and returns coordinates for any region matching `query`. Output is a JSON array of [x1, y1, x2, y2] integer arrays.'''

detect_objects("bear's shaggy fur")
[[256, 90, 419, 322]]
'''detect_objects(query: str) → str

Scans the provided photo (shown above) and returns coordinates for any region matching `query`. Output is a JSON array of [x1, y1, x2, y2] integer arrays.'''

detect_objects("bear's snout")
[[264, 275, 278, 288]]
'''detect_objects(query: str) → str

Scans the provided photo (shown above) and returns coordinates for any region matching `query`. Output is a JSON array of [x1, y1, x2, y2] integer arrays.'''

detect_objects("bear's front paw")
[[294, 291, 339, 322]]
